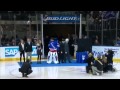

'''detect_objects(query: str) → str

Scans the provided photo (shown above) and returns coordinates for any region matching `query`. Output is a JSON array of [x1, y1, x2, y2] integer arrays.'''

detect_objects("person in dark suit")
[[64, 38, 71, 63], [59, 39, 65, 63], [19, 59, 33, 77], [19, 39, 25, 62], [69, 36, 74, 57], [25, 38, 33, 63], [36, 40, 43, 64]]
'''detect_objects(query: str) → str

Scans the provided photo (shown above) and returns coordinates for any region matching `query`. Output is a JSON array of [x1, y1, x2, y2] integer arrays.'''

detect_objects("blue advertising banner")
[[43, 15, 80, 23], [5, 46, 37, 58]]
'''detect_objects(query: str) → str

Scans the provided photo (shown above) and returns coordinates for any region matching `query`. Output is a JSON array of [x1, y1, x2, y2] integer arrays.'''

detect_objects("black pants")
[[103, 63, 109, 72], [64, 53, 71, 63], [19, 68, 33, 77], [37, 54, 42, 63], [20, 51, 25, 62], [86, 65, 92, 73], [59, 53, 65, 63]]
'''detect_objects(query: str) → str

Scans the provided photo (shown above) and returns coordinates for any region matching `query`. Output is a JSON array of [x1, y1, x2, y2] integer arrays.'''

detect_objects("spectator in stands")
[[10, 36, 14, 42], [23, 36, 27, 42], [16, 35, 20, 45], [10, 39, 16, 46], [94, 39, 100, 45], [116, 36, 120, 46]]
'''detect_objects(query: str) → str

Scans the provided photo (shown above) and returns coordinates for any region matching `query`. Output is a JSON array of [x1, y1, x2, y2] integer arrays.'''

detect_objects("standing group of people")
[[47, 38, 71, 64], [19, 38, 33, 63], [19, 37, 72, 64], [19, 38, 43, 64]]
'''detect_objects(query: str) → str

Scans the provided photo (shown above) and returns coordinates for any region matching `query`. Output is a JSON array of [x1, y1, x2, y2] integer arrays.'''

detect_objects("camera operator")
[[19, 59, 33, 77], [86, 52, 95, 73], [105, 50, 114, 71]]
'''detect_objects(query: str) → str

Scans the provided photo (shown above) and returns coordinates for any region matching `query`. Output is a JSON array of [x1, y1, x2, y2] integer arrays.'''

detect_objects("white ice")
[[0, 61, 120, 79]]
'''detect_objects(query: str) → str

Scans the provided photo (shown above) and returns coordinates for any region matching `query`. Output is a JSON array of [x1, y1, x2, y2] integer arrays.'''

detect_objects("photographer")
[[105, 50, 114, 71], [105, 50, 114, 64], [86, 53, 95, 73], [19, 59, 33, 77]]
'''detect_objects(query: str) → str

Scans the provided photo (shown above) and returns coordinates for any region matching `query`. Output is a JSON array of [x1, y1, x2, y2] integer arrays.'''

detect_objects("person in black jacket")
[[19, 59, 33, 77], [86, 53, 95, 73], [105, 50, 114, 71], [19, 39, 25, 62], [25, 38, 33, 63], [68, 36, 74, 57], [59, 39, 65, 63], [36, 40, 43, 64], [92, 55, 103, 75], [64, 38, 71, 63]]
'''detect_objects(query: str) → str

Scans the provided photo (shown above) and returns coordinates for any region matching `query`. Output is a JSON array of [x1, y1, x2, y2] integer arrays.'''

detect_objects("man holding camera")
[[105, 50, 115, 72], [19, 59, 33, 77]]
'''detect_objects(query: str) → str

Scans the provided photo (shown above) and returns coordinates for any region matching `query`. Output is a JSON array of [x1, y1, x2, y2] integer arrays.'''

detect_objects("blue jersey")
[[55, 40, 60, 51], [48, 40, 59, 50]]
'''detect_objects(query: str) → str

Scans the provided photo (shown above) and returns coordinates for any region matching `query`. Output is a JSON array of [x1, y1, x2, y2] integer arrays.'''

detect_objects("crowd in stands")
[[0, 11, 120, 47], [1, 33, 120, 47]]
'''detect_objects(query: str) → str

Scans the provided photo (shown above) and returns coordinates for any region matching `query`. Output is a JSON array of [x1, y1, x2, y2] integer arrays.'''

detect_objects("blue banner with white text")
[[43, 15, 80, 23]]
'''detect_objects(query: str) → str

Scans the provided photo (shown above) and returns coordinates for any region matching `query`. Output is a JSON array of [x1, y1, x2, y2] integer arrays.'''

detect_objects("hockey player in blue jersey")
[[47, 38, 60, 64]]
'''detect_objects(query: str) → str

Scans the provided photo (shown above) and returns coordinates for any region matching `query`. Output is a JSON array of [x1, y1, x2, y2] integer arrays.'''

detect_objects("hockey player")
[[47, 38, 60, 64]]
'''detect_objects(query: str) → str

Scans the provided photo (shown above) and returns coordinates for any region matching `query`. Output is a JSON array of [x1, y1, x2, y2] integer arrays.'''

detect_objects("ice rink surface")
[[0, 61, 120, 79]]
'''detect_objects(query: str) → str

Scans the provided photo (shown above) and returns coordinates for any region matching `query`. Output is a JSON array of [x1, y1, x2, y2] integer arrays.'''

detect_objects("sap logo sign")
[[32, 47, 37, 56], [5, 48, 18, 57]]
